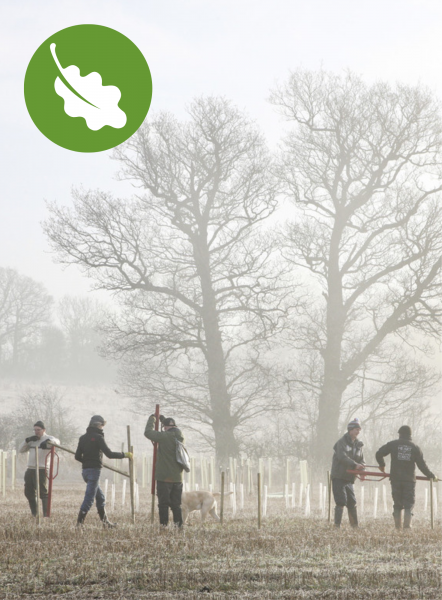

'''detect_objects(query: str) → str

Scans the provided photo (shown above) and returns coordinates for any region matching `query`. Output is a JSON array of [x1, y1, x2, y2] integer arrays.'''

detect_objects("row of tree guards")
[[1, 408, 438, 529]]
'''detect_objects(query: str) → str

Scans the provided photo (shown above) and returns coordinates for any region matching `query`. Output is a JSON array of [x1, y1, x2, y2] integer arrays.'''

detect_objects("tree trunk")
[[314, 217, 347, 468], [194, 235, 239, 467]]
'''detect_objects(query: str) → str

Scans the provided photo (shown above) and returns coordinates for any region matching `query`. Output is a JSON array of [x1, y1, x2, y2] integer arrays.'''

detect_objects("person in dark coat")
[[75, 415, 132, 527], [376, 425, 437, 529], [144, 413, 185, 527], [331, 418, 365, 528]]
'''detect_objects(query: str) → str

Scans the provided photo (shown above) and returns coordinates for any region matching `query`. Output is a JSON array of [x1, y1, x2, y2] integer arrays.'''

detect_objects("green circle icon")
[[24, 24, 152, 152]]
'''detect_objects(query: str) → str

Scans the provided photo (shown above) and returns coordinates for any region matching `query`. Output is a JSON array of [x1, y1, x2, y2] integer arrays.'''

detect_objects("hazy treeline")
[[0, 387, 79, 451], [0, 269, 112, 383]]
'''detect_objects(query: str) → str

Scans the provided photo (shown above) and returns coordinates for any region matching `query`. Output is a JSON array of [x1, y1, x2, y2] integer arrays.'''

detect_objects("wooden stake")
[[430, 480, 434, 530], [11, 450, 16, 490], [257, 472, 261, 529], [327, 470, 332, 522], [2, 451, 6, 499], [35, 447, 40, 526], [220, 471, 225, 525], [127, 426, 135, 524]]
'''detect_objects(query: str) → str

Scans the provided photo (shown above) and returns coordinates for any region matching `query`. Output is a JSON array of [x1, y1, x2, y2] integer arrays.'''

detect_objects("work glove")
[[25, 436, 39, 443], [355, 463, 365, 470], [379, 466, 385, 473], [124, 452, 133, 460], [432, 476, 438, 483], [159, 414, 165, 424], [39, 440, 52, 449]]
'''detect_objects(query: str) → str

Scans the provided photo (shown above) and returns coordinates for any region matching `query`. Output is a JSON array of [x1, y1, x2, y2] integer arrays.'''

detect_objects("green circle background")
[[24, 24, 152, 152]]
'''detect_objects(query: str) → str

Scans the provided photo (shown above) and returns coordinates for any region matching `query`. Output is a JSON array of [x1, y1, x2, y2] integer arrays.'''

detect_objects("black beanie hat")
[[163, 417, 176, 427], [89, 415, 106, 426], [34, 420, 45, 429], [398, 425, 412, 438]]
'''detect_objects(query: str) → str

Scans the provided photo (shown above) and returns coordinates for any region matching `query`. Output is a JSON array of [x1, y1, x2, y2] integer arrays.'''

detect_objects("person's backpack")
[[176, 439, 191, 472]]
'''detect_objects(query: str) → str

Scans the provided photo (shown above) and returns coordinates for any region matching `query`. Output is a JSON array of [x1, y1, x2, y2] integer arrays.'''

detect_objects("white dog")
[[181, 490, 233, 523]]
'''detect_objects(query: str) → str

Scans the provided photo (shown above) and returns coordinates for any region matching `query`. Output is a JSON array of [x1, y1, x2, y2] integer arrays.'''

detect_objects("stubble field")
[[0, 486, 440, 600]]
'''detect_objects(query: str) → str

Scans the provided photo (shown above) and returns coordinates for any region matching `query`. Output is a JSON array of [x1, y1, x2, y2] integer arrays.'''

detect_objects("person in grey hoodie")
[[330, 418, 365, 528], [376, 425, 437, 529], [18, 420, 60, 517]]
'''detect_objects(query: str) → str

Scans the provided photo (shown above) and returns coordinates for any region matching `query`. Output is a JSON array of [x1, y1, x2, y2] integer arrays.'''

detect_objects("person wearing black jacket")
[[331, 418, 365, 528], [376, 425, 437, 529], [75, 415, 132, 527]]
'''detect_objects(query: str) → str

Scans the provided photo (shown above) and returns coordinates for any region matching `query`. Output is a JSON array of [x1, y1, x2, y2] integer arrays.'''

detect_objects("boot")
[[334, 505, 344, 528], [27, 497, 37, 517], [159, 505, 169, 527], [403, 509, 413, 529], [347, 506, 359, 528], [97, 507, 117, 528], [41, 497, 49, 518], [76, 510, 87, 527], [171, 506, 183, 528], [393, 509, 402, 530]]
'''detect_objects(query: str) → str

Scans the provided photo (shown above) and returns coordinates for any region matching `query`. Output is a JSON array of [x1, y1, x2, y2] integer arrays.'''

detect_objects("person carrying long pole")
[[75, 415, 132, 528], [375, 425, 438, 529], [144, 406, 185, 528]]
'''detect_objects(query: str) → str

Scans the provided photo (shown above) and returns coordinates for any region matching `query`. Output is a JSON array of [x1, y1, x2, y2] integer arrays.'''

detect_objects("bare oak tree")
[[0, 267, 53, 373], [44, 97, 292, 464], [271, 70, 442, 463]]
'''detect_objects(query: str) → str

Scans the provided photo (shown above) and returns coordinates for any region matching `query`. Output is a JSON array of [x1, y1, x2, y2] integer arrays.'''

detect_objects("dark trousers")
[[332, 478, 357, 508], [391, 480, 415, 511], [80, 468, 106, 513], [24, 468, 48, 516], [157, 481, 183, 526]]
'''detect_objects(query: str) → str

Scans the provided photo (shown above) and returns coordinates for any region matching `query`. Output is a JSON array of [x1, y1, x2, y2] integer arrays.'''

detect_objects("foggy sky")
[[2, 0, 442, 298]]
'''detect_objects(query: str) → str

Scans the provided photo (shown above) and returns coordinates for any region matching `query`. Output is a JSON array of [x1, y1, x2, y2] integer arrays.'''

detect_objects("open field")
[[0, 486, 440, 600]]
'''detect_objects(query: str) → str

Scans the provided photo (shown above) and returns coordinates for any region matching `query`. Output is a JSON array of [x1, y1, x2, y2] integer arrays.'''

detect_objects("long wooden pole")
[[47, 442, 129, 477], [220, 471, 225, 525], [35, 447, 40, 526], [150, 404, 160, 525], [327, 470, 332, 523], [257, 472, 261, 529], [127, 426, 135, 524], [430, 480, 434, 530]]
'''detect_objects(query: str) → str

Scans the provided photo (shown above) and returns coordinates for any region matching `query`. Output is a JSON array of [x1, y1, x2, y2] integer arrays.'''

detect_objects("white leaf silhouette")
[[50, 43, 127, 131]]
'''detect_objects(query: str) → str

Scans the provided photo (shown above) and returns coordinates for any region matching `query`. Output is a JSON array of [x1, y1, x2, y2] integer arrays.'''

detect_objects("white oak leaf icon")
[[50, 43, 127, 131]]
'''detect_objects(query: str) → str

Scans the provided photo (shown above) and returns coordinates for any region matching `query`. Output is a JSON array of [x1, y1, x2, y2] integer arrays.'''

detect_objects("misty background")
[[0, 1, 441, 479]]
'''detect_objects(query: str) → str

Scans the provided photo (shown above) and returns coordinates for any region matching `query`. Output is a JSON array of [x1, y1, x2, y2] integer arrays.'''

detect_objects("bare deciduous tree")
[[271, 70, 442, 463], [58, 295, 109, 380], [0, 268, 53, 373], [44, 97, 294, 464]]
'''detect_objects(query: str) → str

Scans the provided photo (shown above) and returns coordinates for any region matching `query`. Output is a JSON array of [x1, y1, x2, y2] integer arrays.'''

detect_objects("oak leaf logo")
[[50, 43, 127, 131]]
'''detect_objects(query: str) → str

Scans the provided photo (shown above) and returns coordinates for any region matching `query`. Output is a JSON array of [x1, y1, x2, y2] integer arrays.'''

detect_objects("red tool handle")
[[45, 446, 59, 517], [151, 404, 160, 495], [347, 469, 431, 482]]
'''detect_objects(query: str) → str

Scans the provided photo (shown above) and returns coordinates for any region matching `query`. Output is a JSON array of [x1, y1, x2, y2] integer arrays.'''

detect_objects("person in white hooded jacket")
[[18, 420, 60, 517]]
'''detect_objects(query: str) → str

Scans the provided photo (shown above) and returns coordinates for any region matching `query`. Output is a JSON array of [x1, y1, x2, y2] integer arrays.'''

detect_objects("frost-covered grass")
[[0, 487, 440, 599]]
